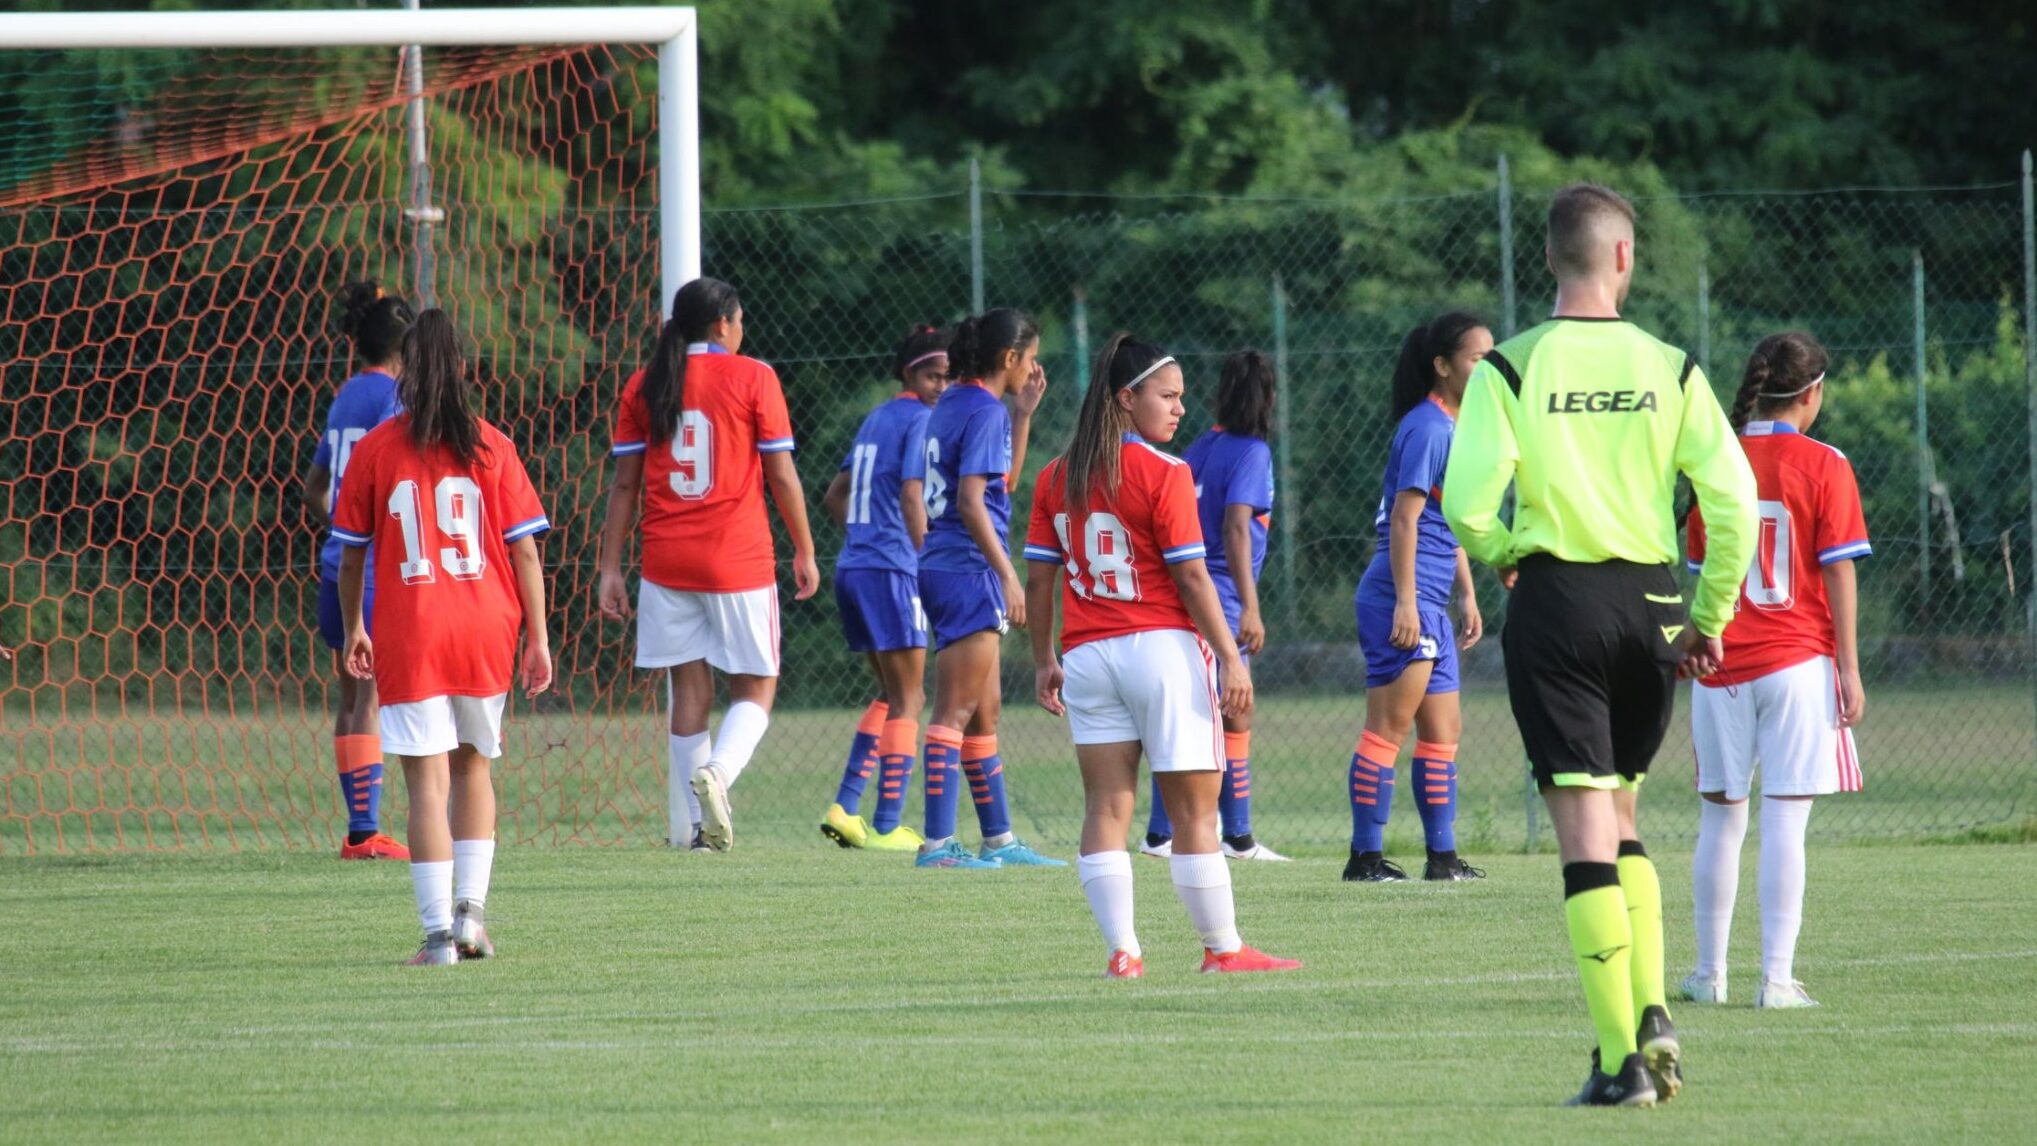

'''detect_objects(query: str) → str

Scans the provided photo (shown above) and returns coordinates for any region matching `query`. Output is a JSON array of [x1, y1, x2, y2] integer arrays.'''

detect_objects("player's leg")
[[864, 643, 928, 851], [1141, 775, 1174, 857], [383, 696, 459, 965], [821, 571, 885, 845], [447, 695, 505, 959], [1752, 656, 1848, 1009], [917, 629, 997, 868], [1346, 662, 1428, 882], [1686, 679, 1755, 1003], [667, 660, 713, 850], [691, 587, 783, 851], [1412, 687, 1478, 880], [1077, 739, 1146, 977], [968, 646, 1062, 867], [323, 576, 404, 859]]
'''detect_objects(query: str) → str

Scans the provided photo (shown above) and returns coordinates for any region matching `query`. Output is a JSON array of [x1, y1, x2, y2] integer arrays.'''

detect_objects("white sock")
[[710, 701, 771, 786], [985, 831, 1015, 850], [452, 839, 495, 906], [1169, 850, 1240, 954], [1078, 850, 1140, 958], [1692, 799, 1749, 978], [1759, 797, 1814, 984], [410, 859, 454, 934], [669, 732, 708, 842]]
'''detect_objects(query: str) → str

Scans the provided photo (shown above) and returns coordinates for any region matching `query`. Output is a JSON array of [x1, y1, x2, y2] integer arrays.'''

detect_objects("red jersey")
[[331, 417, 550, 705], [1687, 421, 1871, 688], [612, 346, 796, 592], [1025, 434, 1210, 652]]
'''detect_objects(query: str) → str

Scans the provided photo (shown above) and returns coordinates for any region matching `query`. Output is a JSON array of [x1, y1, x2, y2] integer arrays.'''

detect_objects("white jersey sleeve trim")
[[1817, 540, 1872, 564], [1161, 542, 1207, 564], [611, 440, 648, 456], [502, 515, 553, 543], [332, 527, 373, 547], [1023, 544, 1064, 563]]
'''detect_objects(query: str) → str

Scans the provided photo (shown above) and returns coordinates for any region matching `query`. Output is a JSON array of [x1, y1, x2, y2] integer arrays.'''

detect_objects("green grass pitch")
[[2, 843, 2032, 1142]]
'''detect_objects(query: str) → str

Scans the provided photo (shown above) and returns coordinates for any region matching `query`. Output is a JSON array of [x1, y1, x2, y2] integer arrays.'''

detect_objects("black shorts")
[[1501, 556, 1685, 791]]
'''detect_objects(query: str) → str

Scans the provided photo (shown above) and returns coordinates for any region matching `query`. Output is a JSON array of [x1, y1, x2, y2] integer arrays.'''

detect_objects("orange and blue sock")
[[832, 700, 887, 814], [962, 734, 1012, 840], [920, 725, 964, 843], [871, 719, 918, 833], [1414, 740, 1459, 854], [1219, 730, 1253, 840], [1349, 730, 1399, 853], [1145, 775, 1174, 840], [336, 734, 384, 844]]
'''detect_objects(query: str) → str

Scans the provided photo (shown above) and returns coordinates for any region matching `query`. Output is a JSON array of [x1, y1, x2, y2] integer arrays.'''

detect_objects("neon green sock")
[[1619, 847, 1668, 1016], [1565, 873, 1637, 1067]]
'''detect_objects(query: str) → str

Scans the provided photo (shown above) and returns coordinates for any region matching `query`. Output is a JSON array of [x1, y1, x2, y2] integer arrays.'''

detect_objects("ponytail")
[[642, 276, 742, 445], [1731, 331, 1829, 430], [335, 279, 415, 366], [1064, 332, 1169, 510], [1389, 310, 1487, 421], [946, 307, 1039, 382], [1215, 349, 1276, 440], [399, 309, 483, 466]]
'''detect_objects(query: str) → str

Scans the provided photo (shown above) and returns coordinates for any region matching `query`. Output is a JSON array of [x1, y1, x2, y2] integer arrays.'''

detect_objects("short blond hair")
[[1547, 183, 1636, 279]]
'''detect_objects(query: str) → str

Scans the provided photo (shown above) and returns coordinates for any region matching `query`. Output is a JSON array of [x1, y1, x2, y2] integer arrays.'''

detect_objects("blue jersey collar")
[[685, 341, 731, 355], [1742, 420, 1798, 437], [1122, 431, 1146, 444]]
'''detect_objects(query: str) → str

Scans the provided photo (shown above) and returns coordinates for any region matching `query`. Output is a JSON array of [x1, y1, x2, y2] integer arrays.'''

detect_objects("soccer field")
[[2, 844, 2032, 1143]]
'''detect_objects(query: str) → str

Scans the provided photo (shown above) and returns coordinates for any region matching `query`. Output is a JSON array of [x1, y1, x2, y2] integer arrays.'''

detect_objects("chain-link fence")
[[7, 145, 2036, 853]]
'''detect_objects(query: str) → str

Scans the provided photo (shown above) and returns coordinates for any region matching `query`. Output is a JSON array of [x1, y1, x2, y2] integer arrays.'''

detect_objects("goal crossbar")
[[0, 6, 701, 307]]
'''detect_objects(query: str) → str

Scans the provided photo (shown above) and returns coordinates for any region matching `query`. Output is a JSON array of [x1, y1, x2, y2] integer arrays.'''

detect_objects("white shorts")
[[636, 582, 780, 676], [380, 693, 508, 759], [1061, 628, 1222, 773], [1691, 655, 1863, 800]]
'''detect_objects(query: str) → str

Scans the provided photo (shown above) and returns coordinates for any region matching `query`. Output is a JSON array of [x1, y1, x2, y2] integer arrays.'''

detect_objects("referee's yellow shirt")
[[1441, 317, 1758, 638]]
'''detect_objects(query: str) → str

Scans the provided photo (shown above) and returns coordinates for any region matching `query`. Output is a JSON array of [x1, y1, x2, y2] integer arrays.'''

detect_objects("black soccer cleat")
[[1637, 1005, 1683, 1101], [1565, 1049, 1658, 1107], [1423, 852, 1486, 881], [1342, 851, 1409, 882]]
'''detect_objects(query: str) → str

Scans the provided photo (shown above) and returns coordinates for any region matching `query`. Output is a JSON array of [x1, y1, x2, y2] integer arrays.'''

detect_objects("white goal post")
[[0, 6, 702, 316]]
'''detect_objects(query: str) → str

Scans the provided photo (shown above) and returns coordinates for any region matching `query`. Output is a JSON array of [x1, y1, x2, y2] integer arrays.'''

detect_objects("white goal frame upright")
[[0, 6, 701, 316]]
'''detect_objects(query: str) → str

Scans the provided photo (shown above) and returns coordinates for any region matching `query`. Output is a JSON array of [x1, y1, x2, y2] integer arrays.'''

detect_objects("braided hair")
[[1729, 332, 1829, 430]]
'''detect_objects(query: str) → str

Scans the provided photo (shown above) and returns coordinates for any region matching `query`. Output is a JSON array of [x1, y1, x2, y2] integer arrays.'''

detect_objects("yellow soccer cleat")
[[820, 803, 870, 849], [863, 824, 925, 852]]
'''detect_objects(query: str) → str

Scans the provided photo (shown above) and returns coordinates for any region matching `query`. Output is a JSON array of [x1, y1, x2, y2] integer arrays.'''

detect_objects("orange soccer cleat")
[[1200, 944, 1303, 974], [340, 833, 411, 861], [1105, 950, 1145, 979]]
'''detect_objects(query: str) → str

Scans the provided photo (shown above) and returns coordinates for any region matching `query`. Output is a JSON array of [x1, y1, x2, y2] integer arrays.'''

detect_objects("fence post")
[[2020, 151, 2037, 752], [400, 0, 438, 308], [1071, 283, 1089, 387], [1272, 274, 1297, 628], [1915, 251, 1932, 599], [1697, 259, 1711, 377], [968, 158, 984, 314], [1497, 154, 1517, 338]]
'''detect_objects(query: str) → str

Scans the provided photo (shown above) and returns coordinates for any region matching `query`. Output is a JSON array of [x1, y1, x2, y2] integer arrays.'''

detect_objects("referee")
[[1442, 183, 1757, 1107]]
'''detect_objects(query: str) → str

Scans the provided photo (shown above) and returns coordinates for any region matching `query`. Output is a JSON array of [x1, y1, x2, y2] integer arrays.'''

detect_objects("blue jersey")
[[837, 393, 932, 575], [1184, 428, 1273, 592], [311, 369, 401, 582], [918, 381, 1013, 574], [1358, 397, 1460, 609]]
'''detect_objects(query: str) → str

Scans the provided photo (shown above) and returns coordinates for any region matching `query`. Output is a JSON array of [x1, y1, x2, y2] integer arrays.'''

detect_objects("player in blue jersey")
[[912, 307, 1063, 869], [818, 324, 951, 852], [302, 280, 414, 860], [1346, 311, 1492, 883], [1140, 350, 1289, 863]]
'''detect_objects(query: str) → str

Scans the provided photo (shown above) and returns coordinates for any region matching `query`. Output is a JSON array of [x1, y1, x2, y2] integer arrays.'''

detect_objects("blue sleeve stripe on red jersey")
[[1818, 540, 1873, 564], [1161, 542, 1207, 564], [1023, 544, 1063, 563], [332, 527, 373, 547], [502, 515, 552, 542], [757, 437, 797, 453], [611, 440, 647, 456], [1685, 560, 1703, 575]]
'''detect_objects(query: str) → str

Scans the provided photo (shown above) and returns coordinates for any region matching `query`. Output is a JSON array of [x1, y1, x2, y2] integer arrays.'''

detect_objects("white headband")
[[1757, 371, 1825, 400], [902, 350, 947, 372], [1123, 355, 1176, 390]]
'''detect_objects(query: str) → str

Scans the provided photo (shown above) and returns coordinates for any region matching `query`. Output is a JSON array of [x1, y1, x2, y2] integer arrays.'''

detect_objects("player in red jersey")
[[333, 310, 553, 966], [1683, 332, 1869, 1010], [1026, 333, 1302, 978], [596, 277, 819, 853]]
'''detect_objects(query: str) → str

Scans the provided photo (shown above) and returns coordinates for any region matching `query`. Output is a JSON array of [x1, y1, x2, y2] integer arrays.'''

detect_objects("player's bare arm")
[[337, 544, 372, 679], [508, 535, 552, 699], [1168, 556, 1252, 720], [1222, 502, 1265, 655], [1025, 559, 1063, 715], [958, 472, 1024, 628], [1824, 558, 1864, 726], [1388, 488, 1427, 649], [761, 450, 820, 601], [821, 468, 851, 529], [594, 451, 644, 620], [1453, 548, 1482, 650], [1006, 360, 1047, 485], [302, 463, 331, 520], [899, 477, 927, 550]]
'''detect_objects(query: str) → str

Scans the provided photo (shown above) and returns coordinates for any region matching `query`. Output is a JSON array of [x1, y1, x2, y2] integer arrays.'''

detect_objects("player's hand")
[[343, 629, 374, 680], [1672, 628, 1725, 680], [1836, 666, 1866, 728], [792, 552, 821, 601], [597, 569, 632, 620], [1034, 662, 1065, 716], [1002, 571, 1027, 628], [1390, 600, 1422, 650], [521, 639, 554, 699], [0, 646, 11, 661], [1012, 362, 1048, 419], [1218, 656, 1254, 720], [1458, 598, 1484, 650], [1497, 566, 1519, 591], [1235, 606, 1266, 656]]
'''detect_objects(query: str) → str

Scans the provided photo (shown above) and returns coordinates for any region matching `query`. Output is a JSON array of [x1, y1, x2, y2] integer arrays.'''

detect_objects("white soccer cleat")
[[1755, 979, 1820, 1009], [1222, 840, 1292, 862], [691, 765, 734, 852], [1138, 835, 1174, 859], [1679, 971, 1728, 1004]]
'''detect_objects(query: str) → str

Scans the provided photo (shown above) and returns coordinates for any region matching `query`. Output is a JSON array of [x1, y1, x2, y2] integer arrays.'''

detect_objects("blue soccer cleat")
[[980, 838, 1068, 867], [915, 839, 1001, 869]]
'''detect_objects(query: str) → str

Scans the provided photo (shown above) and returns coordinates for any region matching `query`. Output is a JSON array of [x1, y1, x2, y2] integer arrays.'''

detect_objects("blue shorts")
[[919, 567, 1007, 651], [1355, 598, 1457, 693], [835, 567, 928, 654], [316, 576, 373, 652]]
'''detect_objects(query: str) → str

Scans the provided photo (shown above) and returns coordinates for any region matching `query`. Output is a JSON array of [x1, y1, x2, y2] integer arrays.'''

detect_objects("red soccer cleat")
[[1200, 944, 1303, 974], [1105, 950, 1144, 979], [340, 833, 411, 860]]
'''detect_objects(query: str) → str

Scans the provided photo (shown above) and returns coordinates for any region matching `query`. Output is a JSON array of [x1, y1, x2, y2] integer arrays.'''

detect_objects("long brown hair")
[[399, 309, 483, 466], [641, 277, 742, 445], [1063, 332, 1169, 510], [1729, 331, 1829, 430]]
